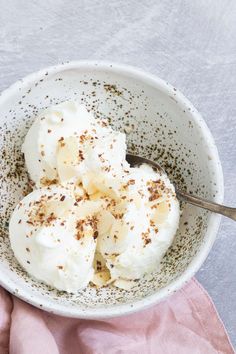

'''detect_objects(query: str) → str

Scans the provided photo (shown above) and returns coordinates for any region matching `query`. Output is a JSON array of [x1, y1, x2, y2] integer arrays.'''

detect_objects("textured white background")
[[0, 0, 235, 347]]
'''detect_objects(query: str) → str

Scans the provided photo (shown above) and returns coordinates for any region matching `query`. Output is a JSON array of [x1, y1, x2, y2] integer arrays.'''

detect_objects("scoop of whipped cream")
[[22, 101, 127, 190], [96, 164, 179, 289], [10, 101, 180, 292], [9, 186, 102, 292]]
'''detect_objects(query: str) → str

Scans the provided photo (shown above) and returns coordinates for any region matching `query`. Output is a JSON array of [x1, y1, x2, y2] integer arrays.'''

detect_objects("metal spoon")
[[126, 153, 236, 221]]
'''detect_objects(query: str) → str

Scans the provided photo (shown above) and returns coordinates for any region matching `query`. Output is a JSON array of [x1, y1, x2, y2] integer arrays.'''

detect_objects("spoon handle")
[[176, 189, 236, 221]]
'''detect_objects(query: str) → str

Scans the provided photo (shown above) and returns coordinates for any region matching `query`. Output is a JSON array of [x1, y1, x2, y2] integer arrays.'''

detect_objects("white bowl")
[[0, 61, 224, 318]]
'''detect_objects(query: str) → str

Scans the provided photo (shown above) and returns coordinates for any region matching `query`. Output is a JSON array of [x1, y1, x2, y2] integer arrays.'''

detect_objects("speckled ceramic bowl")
[[0, 61, 223, 318]]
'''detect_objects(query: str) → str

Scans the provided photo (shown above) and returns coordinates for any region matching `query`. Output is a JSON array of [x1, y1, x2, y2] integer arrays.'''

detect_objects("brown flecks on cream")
[[142, 230, 151, 247], [96, 260, 102, 271], [78, 150, 84, 161], [150, 220, 155, 227], [112, 212, 124, 220], [76, 216, 98, 240], [93, 230, 99, 239], [26, 194, 59, 227], [122, 179, 135, 190], [40, 178, 58, 187]]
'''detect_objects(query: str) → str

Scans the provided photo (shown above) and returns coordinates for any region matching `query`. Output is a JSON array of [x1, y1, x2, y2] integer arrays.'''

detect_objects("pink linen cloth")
[[0, 278, 234, 354]]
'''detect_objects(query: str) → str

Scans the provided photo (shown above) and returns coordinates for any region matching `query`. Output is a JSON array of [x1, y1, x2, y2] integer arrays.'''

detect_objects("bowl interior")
[[0, 62, 222, 317]]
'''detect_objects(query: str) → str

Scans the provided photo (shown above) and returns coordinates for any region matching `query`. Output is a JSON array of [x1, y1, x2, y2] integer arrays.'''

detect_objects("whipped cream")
[[10, 101, 180, 292], [9, 186, 101, 292], [22, 101, 127, 189], [97, 164, 179, 288]]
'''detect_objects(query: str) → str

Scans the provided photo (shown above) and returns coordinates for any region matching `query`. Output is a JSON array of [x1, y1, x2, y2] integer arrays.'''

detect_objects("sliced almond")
[[92, 270, 111, 288], [57, 136, 79, 183], [152, 201, 169, 224], [114, 278, 135, 290]]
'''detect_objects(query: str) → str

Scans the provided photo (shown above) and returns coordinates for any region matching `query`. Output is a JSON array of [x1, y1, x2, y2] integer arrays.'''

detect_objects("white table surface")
[[0, 0, 235, 347]]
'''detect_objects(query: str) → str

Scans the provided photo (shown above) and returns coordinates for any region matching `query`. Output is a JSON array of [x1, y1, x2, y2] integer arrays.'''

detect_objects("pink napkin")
[[0, 278, 234, 354]]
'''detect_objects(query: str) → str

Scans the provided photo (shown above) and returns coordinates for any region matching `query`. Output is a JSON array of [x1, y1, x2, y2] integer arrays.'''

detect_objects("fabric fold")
[[0, 278, 233, 354]]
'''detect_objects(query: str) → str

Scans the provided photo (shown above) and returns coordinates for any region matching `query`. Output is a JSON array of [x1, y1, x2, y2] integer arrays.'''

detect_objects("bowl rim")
[[0, 60, 224, 318]]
